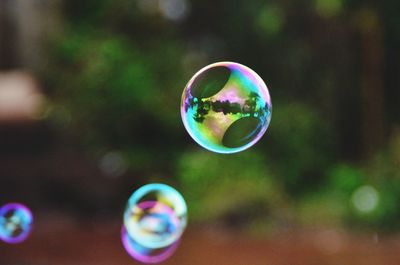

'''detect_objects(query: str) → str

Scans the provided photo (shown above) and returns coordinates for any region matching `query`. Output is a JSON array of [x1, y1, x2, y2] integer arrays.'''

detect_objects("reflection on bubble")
[[121, 226, 179, 264], [0, 203, 33, 244], [181, 62, 272, 154], [124, 183, 187, 249], [352, 185, 379, 213]]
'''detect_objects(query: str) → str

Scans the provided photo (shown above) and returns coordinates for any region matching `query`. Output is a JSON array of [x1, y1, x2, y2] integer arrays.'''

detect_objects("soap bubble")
[[181, 61, 272, 154], [121, 226, 179, 264], [0, 203, 33, 244], [123, 183, 187, 249]]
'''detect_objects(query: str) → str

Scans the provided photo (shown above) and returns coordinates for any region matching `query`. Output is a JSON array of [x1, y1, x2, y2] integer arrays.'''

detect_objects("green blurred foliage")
[[256, 4, 285, 36], [176, 150, 284, 221], [265, 102, 335, 195], [42, 0, 400, 232], [47, 30, 186, 152], [315, 0, 343, 18]]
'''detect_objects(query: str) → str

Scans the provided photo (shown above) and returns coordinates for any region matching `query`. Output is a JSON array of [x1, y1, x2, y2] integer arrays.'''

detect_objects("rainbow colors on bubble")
[[122, 183, 187, 263], [0, 203, 33, 244], [181, 61, 272, 154], [121, 226, 180, 264]]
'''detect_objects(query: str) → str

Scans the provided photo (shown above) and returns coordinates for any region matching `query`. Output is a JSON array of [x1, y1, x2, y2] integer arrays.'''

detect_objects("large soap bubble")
[[181, 61, 272, 154]]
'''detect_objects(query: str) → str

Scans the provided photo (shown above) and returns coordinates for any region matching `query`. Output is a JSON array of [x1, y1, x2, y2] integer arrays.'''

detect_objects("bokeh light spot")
[[99, 151, 127, 178], [351, 185, 379, 213], [256, 5, 285, 36], [159, 0, 189, 22]]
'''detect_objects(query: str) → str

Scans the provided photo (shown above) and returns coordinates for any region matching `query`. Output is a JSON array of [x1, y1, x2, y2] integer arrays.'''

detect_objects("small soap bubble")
[[123, 183, 187, 249], [121, 226, 179, 264], [0, 203, 33, 244], [181, 61, 272, 154]]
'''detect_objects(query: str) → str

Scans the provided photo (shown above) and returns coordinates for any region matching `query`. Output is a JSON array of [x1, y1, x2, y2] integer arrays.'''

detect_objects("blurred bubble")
[[121, 226, 179, 264], [124, 183, 187, 249], [99, 151, 127, 178], [0, 203, 33, 244], [181, 62, 272, 154], [159, 0, 189, 22], [351, 185, 379, 213]]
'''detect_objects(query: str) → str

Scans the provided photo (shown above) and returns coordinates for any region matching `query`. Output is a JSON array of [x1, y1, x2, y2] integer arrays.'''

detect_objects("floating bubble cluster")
[[122, 183, 187, 263], [0, 203, 33, 244], [181, 61, 272, 154]]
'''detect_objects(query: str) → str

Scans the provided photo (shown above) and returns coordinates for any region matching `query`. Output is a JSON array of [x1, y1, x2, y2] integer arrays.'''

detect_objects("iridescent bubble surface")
[[181, 61, 272, 154], [121, 226, 179, 264], [0, 203, 33, 244], [123, 183, 187, 249]]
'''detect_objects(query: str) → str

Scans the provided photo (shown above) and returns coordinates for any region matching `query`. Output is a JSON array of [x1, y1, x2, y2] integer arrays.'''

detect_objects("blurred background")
[[0, 0, 399, 264]]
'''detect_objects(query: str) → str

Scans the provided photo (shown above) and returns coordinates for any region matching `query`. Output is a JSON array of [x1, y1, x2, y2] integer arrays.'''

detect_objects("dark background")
[[0, 0, 399, 264]]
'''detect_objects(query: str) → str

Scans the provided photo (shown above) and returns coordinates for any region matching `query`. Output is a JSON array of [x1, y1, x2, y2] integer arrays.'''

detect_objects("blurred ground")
[[1, 215, 399, 265]]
